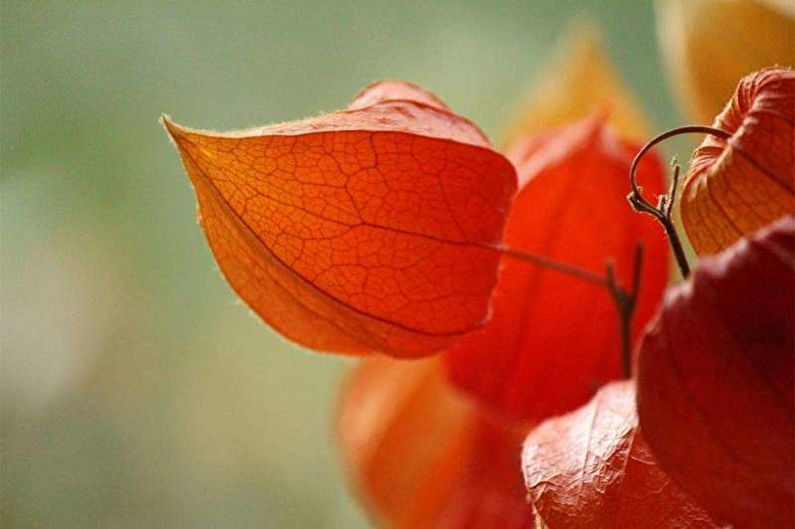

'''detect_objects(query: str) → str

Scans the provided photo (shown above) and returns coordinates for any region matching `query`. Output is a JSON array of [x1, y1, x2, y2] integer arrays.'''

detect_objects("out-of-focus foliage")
[[1, 2, 671, 527], [657, 0, 795, 124], [500, 22, 651, 146]]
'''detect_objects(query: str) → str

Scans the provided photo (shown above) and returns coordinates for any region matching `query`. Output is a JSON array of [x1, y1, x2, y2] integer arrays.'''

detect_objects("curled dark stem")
[[627, 125, 732, 279], [605, 245, 645, 379]]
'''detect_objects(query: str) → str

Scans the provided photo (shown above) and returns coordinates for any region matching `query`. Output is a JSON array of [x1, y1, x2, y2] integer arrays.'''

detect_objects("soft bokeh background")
[[1, 2, 678, 527]]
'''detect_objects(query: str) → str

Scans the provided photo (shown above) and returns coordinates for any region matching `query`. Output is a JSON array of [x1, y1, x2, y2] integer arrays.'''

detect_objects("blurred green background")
[[1, 2, 677, 527]]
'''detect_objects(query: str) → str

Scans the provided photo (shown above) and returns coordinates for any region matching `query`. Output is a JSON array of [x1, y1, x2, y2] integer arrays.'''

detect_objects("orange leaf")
[[636, 215, 795, 529], [163, 81, 517, 357], [337, 356, 534, 529], [682, 68, 795, 255], [657, 0, 795, 123], [500, 22, 651, 147], [444, 118, 669, 420], [522, 381, 724, 529]]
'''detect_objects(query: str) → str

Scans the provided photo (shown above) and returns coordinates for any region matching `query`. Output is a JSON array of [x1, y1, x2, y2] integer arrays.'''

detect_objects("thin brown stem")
[[605, 245, 645, 379], [627, 125, 731, 279], [498, 245, 607, 287], [498, 244, 644, 379]]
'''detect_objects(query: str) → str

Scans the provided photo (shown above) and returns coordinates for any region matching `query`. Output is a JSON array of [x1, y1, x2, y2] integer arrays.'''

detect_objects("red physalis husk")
[[164, 81, 517, 357], [637, 215, 794, 529], [337, 356, 535, 529], [445, 117, 669, 421], [522, 380, 726, 529]]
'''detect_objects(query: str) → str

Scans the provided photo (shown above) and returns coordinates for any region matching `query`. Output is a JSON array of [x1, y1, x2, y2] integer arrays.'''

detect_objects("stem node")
[[500, 244, 645, 379], [605, 244, 644, 379], [629, 125, 731, 279]]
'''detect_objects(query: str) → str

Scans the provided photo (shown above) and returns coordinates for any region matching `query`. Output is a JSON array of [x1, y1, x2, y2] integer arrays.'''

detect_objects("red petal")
[[522, 381, 724, 528], [163, 81, 516, 357], [445, 118, 669, 420], [337, 356, 534, 529], [637, 215, 795, 528]]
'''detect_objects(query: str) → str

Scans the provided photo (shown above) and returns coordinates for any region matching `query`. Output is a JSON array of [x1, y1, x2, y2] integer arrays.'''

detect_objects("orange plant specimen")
[[521, 381, 723, 529], [161, 20, 794, 522], [337, 356, 534, 529], [636, 215, 794, 529], [682, 68, 795, 255], [445, 117, 669, 421], [336, 118, 669, 529], [163, 81, 516, 357]]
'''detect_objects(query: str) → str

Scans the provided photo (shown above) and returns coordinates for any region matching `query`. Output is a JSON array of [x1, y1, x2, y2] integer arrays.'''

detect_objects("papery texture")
[[522, 381, 724, 529], [637, 215, 795, 528], [164, 81, 517, 357], [682, 68, 795, 255]]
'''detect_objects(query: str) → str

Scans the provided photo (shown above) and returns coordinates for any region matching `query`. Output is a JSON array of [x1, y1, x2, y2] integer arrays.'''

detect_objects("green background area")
[[1, 2, 678, 527]]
